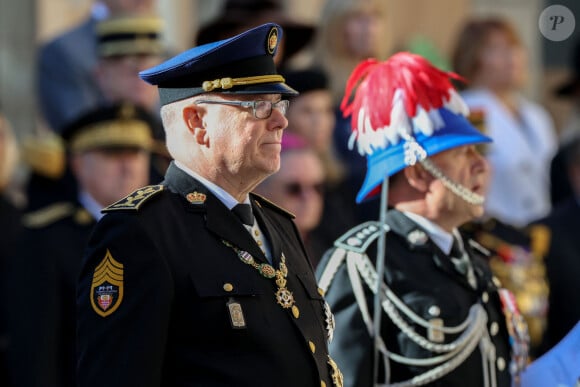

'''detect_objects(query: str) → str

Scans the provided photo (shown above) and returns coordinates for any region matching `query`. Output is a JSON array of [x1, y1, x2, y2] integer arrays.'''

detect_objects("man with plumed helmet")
[[5, 102, 154, 387], [76, 23, 342, 387], [316, 52, 529, 386]]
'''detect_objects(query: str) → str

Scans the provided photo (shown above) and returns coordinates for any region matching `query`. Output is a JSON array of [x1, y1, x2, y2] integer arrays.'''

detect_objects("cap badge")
[[267, 26, 278, 55], [407, 229, 428, 246], [90, 249, 124, 317], [186, 191, 206, 205]]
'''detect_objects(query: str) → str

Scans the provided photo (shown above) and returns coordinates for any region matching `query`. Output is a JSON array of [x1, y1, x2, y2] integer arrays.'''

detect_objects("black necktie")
[[232, 203, 254, 226], [450, 236, 466, 273], [450, 236, 476, 288]]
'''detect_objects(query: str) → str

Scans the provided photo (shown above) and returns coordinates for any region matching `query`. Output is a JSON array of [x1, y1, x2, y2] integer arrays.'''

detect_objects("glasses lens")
[[273, 100, 289, 116], [254, 100, 272, 119]]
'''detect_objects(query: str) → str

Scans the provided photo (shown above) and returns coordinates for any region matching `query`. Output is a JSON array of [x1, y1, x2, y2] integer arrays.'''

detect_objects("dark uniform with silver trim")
[[77, 163, 338, 387], [317, 210, 513, 387]]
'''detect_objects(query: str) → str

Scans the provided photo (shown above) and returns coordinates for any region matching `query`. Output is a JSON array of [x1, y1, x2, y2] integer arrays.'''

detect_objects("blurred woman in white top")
[[452, 17, 557, 227]]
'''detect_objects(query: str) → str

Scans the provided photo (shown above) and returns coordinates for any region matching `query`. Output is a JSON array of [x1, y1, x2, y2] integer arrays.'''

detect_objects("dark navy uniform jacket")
[[532, 198, 580, 353], [77, 162, 336, 387], [317, 210, 513, 387], [6, 201, 95, 387]]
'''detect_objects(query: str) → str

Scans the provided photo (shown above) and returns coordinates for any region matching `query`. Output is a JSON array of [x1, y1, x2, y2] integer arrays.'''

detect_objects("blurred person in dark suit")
[[0, 110, 22, 387], [550, 39, 580, 207], [37, 0, 157, 132], [281, 68, 357, 265], [530, 134, 580, 355], [5, 103, 154, 387], [26, 13, 168, 212]]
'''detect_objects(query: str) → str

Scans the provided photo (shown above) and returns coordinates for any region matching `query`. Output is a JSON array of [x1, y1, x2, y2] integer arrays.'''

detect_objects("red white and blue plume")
[[341, 52, 492, 203]]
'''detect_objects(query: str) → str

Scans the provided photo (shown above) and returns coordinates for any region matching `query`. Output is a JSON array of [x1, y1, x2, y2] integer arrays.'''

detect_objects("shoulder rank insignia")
[[22, 202, 75, 228], [90, 249, 124, 317], [102, 184, 164, 212], [251, 192, 295, 219], [334, 221, 390, 254]]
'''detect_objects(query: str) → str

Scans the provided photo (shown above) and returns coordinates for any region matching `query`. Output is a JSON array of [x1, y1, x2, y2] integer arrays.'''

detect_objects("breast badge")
[[227, 298, 246, 329], [90, 249, 124, 317]]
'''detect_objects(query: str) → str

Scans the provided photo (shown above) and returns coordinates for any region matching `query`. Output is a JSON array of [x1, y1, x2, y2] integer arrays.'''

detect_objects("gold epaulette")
[[22, 202, 75, 228], [251, 192, 295, 219], [528, 224, 551, 258], [102, 185, 164, 213]]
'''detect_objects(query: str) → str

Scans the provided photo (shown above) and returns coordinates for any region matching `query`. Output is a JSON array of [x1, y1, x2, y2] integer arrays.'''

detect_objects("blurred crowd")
[[1, 0, 579, 385]]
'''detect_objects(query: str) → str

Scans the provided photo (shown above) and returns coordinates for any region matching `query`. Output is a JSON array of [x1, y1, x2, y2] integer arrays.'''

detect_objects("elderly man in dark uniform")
[[76, 23, 341, 387], [316, 53, 529, 387], [5, 102, 154, 387]]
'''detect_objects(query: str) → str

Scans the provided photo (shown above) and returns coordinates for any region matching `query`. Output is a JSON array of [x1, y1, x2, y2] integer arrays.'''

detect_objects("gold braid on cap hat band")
[[202, 75, 285, 92], [69, 120, 152, 153]]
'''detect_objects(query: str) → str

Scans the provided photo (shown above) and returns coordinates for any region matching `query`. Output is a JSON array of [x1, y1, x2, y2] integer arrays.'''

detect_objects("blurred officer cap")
[[342, 52, 492, 203], [96, 14, 165, 58], [61, 103, 155, 153], [139, 23, 298, 105], [195, 0, 315, 68], [280, 68, 328, 96]]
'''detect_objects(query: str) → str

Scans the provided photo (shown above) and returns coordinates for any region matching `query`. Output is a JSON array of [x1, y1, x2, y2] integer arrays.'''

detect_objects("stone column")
[[0, 0, 36, 140]]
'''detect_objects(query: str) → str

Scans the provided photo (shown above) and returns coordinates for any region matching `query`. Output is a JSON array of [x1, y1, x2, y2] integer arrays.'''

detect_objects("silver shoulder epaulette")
[[334, 221, 390, 254]]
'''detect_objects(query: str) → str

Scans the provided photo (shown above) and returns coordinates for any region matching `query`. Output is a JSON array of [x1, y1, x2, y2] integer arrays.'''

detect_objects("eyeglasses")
[[194, 99, 290, 119], [284, 181, 325, 197]]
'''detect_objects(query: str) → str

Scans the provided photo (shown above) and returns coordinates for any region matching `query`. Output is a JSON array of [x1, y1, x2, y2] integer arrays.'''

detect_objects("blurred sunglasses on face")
[[283, 181, 324, 197]]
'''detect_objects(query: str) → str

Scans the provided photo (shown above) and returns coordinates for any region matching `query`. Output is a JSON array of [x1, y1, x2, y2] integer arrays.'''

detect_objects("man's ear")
[[404, 163, 431, 192], [183, 105, 209, 146]]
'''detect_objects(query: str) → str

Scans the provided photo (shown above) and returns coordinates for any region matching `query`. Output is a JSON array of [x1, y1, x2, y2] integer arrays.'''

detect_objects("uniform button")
[[320, 381, 326, 387], [317, 287, 325, 296], [254, 230, 259, 237], [292, 305, 300, 319], [309, 341, 316, 353], [223, 283, 233, 292], [257, 240, 263, 246], [497, 357, 506, 371], [428, 305, 440, 317], [492, 276, 502, 287], [490, 322, 499, 336], [482, 292, 489, 303]]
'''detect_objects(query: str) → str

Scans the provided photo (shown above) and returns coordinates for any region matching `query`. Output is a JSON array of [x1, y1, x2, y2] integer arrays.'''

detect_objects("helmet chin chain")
[[419, 158, 485, 206], [400, 133, 485, 206]]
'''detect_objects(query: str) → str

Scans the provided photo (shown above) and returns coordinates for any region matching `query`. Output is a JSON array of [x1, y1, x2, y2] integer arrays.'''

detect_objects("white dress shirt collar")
[[403, 211, 459, 255], [174, 160, 250, 209]]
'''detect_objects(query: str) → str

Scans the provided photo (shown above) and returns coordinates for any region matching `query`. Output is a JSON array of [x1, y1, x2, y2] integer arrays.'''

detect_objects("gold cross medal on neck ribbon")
[[222, 240, 295, 309]]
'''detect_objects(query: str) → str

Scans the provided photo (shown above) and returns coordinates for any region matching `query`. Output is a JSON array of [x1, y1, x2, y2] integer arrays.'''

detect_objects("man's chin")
[[469, 203, 486, 219]]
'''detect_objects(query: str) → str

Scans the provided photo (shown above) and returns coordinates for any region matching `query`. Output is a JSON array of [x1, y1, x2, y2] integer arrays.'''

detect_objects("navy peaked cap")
[[139, 23, 298, 105]]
